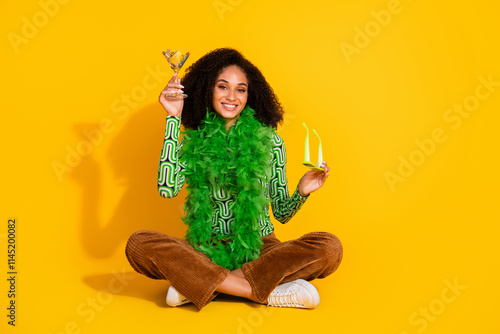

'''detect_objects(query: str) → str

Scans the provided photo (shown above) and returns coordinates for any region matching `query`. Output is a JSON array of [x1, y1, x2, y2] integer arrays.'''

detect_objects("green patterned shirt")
[[157, 116, 309, 237]]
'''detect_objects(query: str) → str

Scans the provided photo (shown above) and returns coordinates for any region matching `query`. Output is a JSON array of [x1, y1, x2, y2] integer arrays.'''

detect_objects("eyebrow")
[[216, 79, 248, 87]]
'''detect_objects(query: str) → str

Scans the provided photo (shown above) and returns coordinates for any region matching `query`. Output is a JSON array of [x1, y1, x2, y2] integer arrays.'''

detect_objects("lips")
[[222, 103, 237, 111]]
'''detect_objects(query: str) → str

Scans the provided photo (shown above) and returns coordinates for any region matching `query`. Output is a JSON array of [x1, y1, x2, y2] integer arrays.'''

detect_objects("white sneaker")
[[166, 285, 192, 307], [267, 279, 320, 309]]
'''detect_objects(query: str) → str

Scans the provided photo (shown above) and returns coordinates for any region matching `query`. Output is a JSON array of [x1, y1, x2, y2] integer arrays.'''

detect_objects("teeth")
[[222, 103, 237, 109]]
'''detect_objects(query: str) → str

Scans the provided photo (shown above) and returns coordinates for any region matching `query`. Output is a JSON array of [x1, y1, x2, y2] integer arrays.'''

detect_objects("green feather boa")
[[180, 106, 274, 270]]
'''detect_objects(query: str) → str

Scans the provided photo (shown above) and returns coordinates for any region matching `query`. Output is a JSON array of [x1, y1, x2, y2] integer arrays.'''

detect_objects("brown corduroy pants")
[[125, 230, 343, 310]]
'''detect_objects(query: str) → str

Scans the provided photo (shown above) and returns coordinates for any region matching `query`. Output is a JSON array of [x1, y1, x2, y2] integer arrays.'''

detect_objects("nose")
[[226, 88, 236, 101]]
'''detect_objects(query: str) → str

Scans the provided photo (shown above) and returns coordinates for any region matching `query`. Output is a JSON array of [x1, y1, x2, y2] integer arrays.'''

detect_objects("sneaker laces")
[[267, 285, 304, 308]]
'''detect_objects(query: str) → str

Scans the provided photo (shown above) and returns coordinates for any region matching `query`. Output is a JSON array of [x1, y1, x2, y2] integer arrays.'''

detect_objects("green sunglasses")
[[302, 123, 324, 171]]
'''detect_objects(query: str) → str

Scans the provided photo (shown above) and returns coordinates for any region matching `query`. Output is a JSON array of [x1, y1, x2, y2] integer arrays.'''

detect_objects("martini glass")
[[162, 49, 190, 99]]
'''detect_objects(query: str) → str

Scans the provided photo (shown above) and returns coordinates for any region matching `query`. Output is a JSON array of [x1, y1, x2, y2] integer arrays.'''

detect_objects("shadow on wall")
[[70, 103, 187, 258]]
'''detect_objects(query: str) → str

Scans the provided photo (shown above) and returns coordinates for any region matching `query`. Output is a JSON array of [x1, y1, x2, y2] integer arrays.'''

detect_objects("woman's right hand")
[[159, 73, 185, 117]]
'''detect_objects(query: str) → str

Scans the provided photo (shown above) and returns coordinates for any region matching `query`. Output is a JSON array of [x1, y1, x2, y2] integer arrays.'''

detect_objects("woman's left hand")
[[297, 161, 330, 197]]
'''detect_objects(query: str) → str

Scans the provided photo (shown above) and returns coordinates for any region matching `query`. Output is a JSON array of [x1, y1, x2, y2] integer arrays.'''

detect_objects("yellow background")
[[2, 0, 499, 333]]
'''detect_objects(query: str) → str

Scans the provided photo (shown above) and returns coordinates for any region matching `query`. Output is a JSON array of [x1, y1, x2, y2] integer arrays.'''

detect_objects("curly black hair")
[[180, 47, 284, 130]]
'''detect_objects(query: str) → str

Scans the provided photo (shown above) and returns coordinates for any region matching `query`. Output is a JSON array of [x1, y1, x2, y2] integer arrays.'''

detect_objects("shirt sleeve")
[[269, 133, 309, 223], [157, 116, 186, 198]]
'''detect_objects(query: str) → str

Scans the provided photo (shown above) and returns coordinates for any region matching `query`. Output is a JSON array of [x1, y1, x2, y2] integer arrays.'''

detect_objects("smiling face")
[[212, 65, 249, 130]]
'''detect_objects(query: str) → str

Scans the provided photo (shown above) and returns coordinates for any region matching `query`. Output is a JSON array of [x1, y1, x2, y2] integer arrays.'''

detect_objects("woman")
[[125, 48, 343, 310]]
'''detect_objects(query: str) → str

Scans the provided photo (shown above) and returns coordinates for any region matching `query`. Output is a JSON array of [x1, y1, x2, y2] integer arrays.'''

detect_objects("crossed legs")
[[214, 268, 259, 302], [125, 230, 342, 309]]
